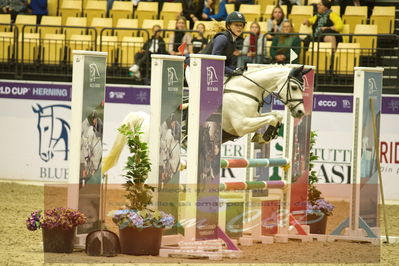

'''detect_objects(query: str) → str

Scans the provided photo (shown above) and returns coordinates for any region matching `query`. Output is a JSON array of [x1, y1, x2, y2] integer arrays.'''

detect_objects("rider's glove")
[[231, 67, 244, 76]]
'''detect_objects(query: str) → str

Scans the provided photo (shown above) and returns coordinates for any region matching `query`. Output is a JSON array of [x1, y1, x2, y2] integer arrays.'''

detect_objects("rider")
[[184, 11, 247, 79], [200, 11, 247, 76]]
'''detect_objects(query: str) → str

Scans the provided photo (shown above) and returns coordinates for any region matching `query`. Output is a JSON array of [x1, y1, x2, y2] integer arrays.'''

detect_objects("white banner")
[[0, 81, 398, 200]]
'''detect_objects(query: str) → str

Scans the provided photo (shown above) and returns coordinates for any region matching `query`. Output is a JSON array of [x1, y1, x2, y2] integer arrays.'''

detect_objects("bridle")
[[224, 70, 304, 113]]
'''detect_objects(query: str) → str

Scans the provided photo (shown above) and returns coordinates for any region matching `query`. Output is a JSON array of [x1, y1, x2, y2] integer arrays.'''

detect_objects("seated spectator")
[[182, 0, 204, 29], [202, 0, 230, 21], [0, 0, 28, 23], [303, 0, 343, 50], [130, 24, 168, 82], [168, 16, 192, 55], [192, 23, 208, 53], [28, 0, 47, 24], [279, 0, 300, 15], [237, 21, 265, 67], [266, 6, 288, 40], [270, 21, 301, 64]]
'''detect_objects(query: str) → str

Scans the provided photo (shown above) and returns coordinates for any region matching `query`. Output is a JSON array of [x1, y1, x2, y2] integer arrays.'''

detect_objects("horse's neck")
[[228, 67, 290, 97], [251, 67, 290, 92]]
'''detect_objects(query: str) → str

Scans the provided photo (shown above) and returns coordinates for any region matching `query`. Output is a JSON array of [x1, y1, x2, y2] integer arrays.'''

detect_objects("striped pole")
[[220, 158, 289, 168], [219, 180, 287, 191]]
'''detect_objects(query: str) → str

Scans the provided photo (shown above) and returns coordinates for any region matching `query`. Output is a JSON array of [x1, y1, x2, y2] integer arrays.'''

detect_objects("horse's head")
[[275, 65, 309, 118]]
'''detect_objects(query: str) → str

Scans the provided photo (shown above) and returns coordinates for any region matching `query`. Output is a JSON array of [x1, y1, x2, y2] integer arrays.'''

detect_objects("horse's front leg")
[[241, 113, 283, 144], [235, 114, 281, 137]]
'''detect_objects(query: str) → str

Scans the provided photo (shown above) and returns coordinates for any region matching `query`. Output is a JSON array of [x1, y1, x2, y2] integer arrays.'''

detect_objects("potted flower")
[[307, 131, 334, 234], [26, 207, 87, 253], [112, 124, 175, 256]]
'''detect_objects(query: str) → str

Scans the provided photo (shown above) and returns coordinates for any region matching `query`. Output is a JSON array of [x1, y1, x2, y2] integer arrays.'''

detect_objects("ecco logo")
[[318, 100, 337, 107]]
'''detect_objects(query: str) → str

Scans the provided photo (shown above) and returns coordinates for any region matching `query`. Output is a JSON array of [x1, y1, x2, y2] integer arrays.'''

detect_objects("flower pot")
[[42, 227, 75, 253], [307, 214, 328, 234], [119, 226, 163, 255]]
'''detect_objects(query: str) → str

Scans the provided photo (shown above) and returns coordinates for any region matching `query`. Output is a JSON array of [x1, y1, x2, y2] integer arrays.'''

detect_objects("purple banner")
[[2, 80, 399, 115], [272, 98, 284, 110], [313, 94, 353, 113], [199, 59, 224, 124], [0, 82, 71, 101], [382, 97, 399, 115], [105, 86, 150, 105]]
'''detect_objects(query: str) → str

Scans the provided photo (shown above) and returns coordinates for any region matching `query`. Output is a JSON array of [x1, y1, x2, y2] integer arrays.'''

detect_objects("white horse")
[[102, 65, 307, 172], [221, 64, 307, 143]]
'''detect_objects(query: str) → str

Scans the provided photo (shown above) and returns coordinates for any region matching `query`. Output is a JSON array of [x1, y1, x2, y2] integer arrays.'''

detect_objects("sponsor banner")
[[313, 94, 353, 112], [106, 86, 150, 105], [288, 68, 314, 223], [357, 70, 382, 227], [196, 58, 224, 240], [382, 96, 399, 115], [158, 59, 184, 235], [0, 81, 71, 101], [272, 98, 284, 110]]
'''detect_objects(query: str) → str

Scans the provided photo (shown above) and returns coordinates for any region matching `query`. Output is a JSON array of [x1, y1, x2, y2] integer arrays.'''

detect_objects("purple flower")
[[307, 199, 334, 216], [112, 209, 175, 229], [160, 213, 175, 228], [26, 208, 87, 231]]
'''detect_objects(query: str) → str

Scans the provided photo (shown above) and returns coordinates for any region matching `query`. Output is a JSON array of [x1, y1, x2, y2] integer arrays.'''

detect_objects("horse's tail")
[[102, 111, 149, 174]]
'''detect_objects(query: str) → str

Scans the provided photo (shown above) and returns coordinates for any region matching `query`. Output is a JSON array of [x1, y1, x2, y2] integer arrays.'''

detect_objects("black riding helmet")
[[226, 11, 247, 26], [225, 11, 246, 37]]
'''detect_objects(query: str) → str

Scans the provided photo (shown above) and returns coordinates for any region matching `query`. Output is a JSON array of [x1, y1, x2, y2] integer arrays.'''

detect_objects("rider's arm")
[[212, 34, 234, 75]]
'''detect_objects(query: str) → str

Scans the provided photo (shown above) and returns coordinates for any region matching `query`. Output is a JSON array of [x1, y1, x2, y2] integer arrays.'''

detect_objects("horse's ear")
[[289, 65, 304, 79]]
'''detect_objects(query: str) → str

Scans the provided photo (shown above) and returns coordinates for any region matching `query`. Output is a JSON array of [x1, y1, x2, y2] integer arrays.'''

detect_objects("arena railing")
[[315, 32, 399, 93], [0, 23, 18, 79]]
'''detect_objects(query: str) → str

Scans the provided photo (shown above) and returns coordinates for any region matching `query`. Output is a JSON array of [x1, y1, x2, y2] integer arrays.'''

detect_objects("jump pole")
[[330, 67, 383, 245], [67, 50, 107, 247], [148, 54, 185, 245]]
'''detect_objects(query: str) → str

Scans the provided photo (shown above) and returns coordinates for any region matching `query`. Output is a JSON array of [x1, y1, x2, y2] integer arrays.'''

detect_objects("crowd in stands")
[[0, 0, 47, 23], [1, 0, 389, 84]]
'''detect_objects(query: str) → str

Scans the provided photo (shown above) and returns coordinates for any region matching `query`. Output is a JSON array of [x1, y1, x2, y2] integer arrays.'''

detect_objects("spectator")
[[130, 24, 168, 82], [270, 21, 301, 64], [0, 0, 28, 23], [202, 0, 230, 21], [192, 23, 208, 53], [168, 16, 192, 55], [238, 21, 265, 67], [279, 0, 300, 15], [182, 0, 204, 29], [303, 0, 343, 50], [28, 0, 47, 24], [266, 5, 288, 40]]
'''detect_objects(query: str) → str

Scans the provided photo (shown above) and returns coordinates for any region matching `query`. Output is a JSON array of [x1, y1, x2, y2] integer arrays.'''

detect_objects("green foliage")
[[118, 124, 154, 211], [308, 130, 322, 205], [308, 130, 319, 185]]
